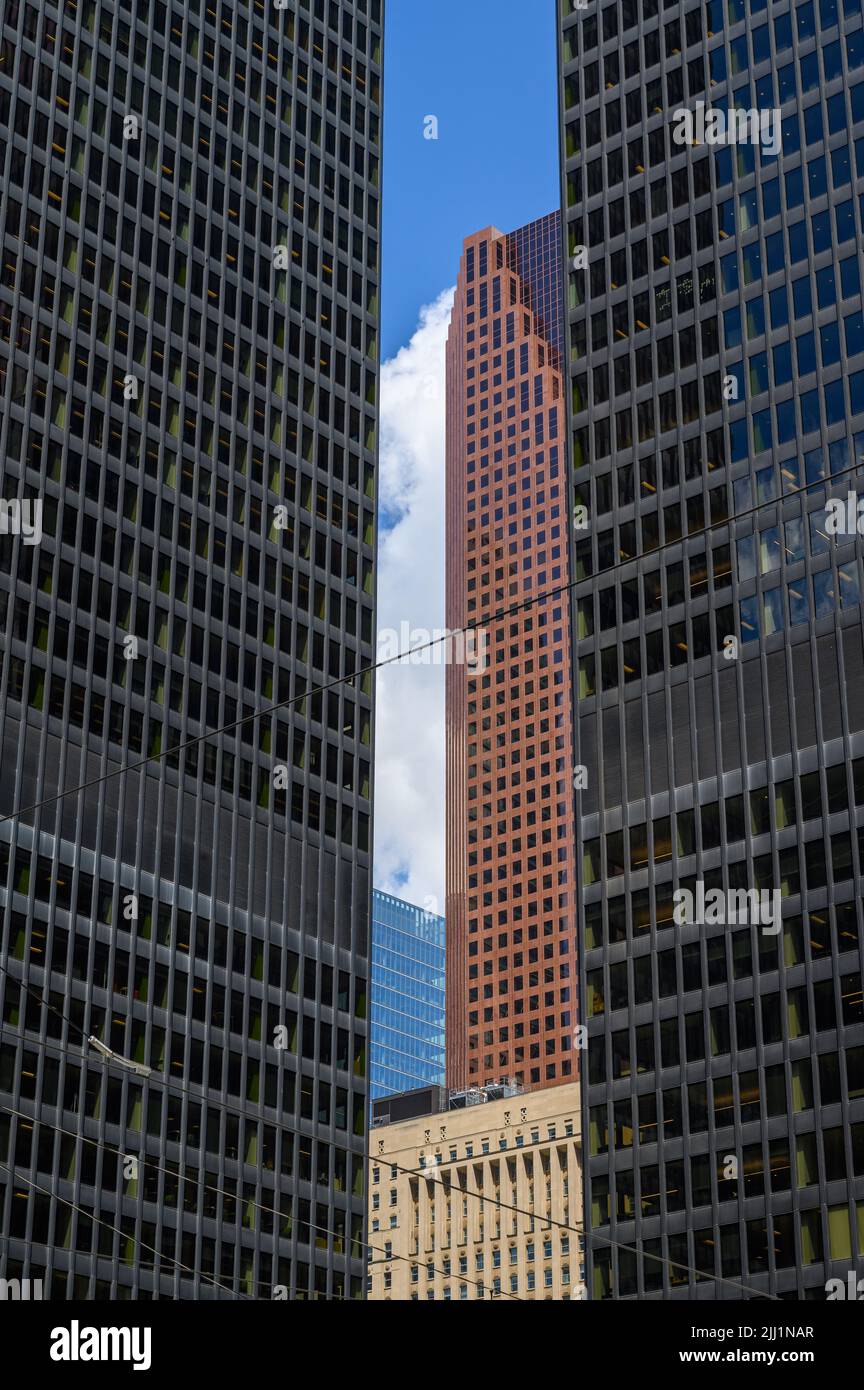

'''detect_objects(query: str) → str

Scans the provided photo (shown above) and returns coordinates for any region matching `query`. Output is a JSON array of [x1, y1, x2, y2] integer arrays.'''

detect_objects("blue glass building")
[[370, 891, 445, 1100]]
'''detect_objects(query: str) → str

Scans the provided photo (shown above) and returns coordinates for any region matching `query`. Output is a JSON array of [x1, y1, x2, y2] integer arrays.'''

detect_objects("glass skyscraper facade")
[[0, 0, 382, 1300], [558, 0, 864, 1298], [369, 889, 445, 1100]]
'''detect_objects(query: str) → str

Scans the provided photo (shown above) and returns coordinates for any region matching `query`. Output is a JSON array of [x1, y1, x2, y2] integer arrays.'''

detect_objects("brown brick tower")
[[445, 213, 578, 1092]]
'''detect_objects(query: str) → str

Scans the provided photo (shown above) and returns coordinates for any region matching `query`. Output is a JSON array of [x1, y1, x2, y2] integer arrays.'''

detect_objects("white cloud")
[[373, 287, 454, 915]]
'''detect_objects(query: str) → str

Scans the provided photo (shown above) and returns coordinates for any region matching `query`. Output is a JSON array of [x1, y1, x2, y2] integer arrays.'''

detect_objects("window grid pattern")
[[445, 215, 579, 1095], [370, 889, 445, 1101], [0, 0, 383, 1301], [558, 0, 864, 1299]]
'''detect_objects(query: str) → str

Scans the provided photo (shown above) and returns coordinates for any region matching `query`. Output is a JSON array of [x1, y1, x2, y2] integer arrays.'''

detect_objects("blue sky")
[[373, 0, 561, 908], [380, 0, 560, 360]]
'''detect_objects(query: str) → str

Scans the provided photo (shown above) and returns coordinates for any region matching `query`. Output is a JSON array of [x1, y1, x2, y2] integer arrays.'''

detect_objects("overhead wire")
[[2, 449, 859, 1302], [0, 1102, 517, 1301], [0, 1001, 774, 1301], [0, 1159, 248, 1301], [0, 451, 861, 834]]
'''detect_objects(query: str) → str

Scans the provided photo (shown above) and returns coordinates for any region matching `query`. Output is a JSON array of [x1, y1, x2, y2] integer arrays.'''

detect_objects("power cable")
[[0, 1102, 516, 1301], [0, 1159, 248, 1300], [0, 992, 776, 1301], [392, 1160, 780, 1301], [0, 452, 861, 835]]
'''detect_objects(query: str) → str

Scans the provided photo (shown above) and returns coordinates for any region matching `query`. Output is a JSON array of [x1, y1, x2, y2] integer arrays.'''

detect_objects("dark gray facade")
[[0, 0, 382, 1299], [558, 0, 864, 1298]]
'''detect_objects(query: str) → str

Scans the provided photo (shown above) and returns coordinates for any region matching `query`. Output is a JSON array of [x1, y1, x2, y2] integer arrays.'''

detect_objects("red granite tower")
[[445, 213, 578, 1092]]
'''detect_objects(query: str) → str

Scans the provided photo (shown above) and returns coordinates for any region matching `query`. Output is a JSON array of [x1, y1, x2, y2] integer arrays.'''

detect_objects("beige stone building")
[[367, 1082, 583, 1301]]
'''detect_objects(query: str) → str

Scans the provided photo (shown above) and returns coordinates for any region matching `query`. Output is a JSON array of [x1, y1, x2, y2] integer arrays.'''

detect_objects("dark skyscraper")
[[0, 0, 382, 1300], [558, 0, 864, 1298], [445, 214, 579, 1094]]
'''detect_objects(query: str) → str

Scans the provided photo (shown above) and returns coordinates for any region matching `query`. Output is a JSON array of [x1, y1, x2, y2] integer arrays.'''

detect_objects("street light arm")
[[87, 1035, 153, 1079]]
